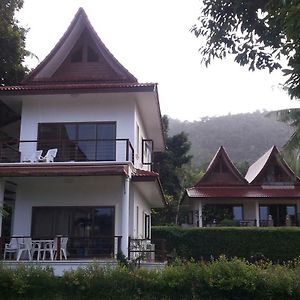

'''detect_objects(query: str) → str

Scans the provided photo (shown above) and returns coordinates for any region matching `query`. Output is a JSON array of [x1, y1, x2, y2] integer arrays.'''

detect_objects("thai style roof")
[[22, 7, 137, 85], [195, 146, 248, 186], [185, 145, 300, 200], [245, 146, 299, 184]]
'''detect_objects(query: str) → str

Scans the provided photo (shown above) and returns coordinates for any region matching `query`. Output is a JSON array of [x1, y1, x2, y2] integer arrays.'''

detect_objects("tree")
[[0, 0, 28, 85], [152, 115, 193, 224], [191, 0, 300, 99], [269, 108, 300, 175]]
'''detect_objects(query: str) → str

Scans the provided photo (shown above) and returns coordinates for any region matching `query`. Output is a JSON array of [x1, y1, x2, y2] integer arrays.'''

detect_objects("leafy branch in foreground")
[[191, 0, 300, 99]]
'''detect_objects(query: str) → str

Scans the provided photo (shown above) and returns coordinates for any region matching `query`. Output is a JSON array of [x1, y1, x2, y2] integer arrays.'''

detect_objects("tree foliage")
[[152, 115, 195, 224], [0, 0, 28, 85], [191, 0, 300, 99], [269, 108, 300, 175], [168, 112, 291, 167], [153, 115, 192, 197]]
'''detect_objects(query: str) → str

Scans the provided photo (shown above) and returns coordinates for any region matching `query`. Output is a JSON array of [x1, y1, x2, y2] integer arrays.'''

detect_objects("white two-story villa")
[[0, 8, 165, 263]]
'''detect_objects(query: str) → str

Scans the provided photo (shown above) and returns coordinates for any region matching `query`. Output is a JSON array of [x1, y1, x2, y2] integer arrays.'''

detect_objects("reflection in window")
[[38, 122, 116, 161], [233, 206, 243, 220], [260, 206, 268, 220]]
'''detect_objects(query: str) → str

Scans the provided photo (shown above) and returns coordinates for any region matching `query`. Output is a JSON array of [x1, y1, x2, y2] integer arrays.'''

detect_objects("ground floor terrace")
[[0, 164, 166, 268], [186, 198, 300, 227]]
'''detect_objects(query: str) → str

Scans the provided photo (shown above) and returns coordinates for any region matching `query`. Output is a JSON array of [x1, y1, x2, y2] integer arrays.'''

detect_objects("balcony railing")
[[204, 219, 298, 227], [128, 237, 167, 262], [0, 235, 122, 260], [0, 139, 134, 164]]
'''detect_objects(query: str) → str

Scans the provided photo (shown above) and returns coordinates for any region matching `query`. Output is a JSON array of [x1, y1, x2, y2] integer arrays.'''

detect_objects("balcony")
[[0, 139, 134, 164]]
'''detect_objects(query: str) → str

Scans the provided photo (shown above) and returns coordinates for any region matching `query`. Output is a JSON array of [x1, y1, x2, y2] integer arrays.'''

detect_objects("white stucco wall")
[[12, 176, 123, 236], [129, 186, 151, 238], [134, 105, 150, 171], [19, 94, 136, 163]]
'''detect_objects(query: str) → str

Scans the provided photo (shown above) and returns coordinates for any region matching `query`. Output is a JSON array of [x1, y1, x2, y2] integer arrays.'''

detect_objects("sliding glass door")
[[31, 206, 115, 258]]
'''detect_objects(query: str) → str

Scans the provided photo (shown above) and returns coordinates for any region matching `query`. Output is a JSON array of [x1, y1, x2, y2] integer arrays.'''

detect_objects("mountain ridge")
[[168, 111, 292, 167]]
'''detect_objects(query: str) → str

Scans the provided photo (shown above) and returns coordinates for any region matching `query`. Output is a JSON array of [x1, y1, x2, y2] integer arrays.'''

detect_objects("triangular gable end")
[[195, 146, 248, 186], [22, 8, 137, 84], [245, 146, 300, 185]]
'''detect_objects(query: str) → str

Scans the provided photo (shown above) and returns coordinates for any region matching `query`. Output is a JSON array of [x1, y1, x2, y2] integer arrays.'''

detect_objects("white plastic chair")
[[3, 237, 20, 260], [42, 240, 55, 260], [22, 150, 43, 163], [16, 237, 32, 261], [38, 148, 58, 163]]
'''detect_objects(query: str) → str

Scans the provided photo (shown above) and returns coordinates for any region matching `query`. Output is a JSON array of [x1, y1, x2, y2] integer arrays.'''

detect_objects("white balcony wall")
[[129, 187, 151, 238], [12, 176, 124, 236], [134, 105, 150, 171], [19, 93, 136, 163]]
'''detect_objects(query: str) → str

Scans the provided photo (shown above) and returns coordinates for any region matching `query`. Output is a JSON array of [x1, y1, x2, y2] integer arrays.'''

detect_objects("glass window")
[[97, 123, 115, 139], [78, 124, 96, 140], [287, 206, 296, 216], [233, 206, 243, 220], [38, 122, 116, 161], [63, 124, 77, 141], [260, 206, 268, 220]]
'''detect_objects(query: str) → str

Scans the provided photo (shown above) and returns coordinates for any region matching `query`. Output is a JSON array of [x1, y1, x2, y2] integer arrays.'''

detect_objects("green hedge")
[[152, 226, 300, 262], [2, 258, 300, 299]]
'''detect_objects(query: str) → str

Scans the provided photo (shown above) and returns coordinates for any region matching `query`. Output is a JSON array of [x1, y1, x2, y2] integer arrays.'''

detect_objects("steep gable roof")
[[22, 8, 137, 84], [195, 146, 248, 186], [245, 146, 300, 184]]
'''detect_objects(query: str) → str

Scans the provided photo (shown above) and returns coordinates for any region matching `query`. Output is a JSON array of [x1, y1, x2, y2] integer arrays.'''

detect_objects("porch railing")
[[128, 237, 166, 262], [0, 139, 134, 164], [0, 235, 122, 260], [204, 219, 298, 227]]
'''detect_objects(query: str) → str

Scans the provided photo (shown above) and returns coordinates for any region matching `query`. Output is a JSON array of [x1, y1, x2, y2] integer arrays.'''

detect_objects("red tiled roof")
[[132, 168, 159, 181], [0, 82, 156, 95], [0, 163, 129, 177], [186, 186, 300, 199]]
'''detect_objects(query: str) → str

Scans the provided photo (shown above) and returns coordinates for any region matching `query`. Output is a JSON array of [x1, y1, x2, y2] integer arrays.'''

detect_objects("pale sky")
[[17, 0, 300, 121]]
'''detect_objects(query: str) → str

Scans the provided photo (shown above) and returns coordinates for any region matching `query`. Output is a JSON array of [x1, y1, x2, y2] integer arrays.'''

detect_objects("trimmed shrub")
[[0, 264, 58, 300], [3, 259, 300, 299], [152, 226, 300, 262]]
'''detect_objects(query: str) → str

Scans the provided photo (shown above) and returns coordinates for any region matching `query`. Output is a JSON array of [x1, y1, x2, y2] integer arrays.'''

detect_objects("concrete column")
[[0, 180, 5, 236], [255, 200, 260, 227], [121, 177, 130, 256], [198, 200, 203, 227]]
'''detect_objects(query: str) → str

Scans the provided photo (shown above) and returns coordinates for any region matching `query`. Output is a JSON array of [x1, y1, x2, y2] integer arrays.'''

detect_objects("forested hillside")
[[168, 111, 291, 167]]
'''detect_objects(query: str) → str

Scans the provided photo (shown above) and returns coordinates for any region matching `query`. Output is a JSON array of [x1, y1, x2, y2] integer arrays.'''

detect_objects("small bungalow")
[[183, 146, 300, 227]]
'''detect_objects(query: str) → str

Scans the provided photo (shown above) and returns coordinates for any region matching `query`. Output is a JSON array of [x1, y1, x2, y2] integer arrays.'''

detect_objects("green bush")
[[0, 264, 58, 300], [3, 259, 300, 299], [152, 226, 300, 262]]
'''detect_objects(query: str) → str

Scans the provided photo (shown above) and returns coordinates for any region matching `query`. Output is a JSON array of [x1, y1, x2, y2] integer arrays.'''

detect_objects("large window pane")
[[78, 124, 96, 140], [233, 206, 243, 220], [38, 122, 117, 161], [78, 141, 96, 160], [96, 123, 116, 160], [97, 123, 115, 139], [259, 206, 268, 220], [93, 208, 114, 236]]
